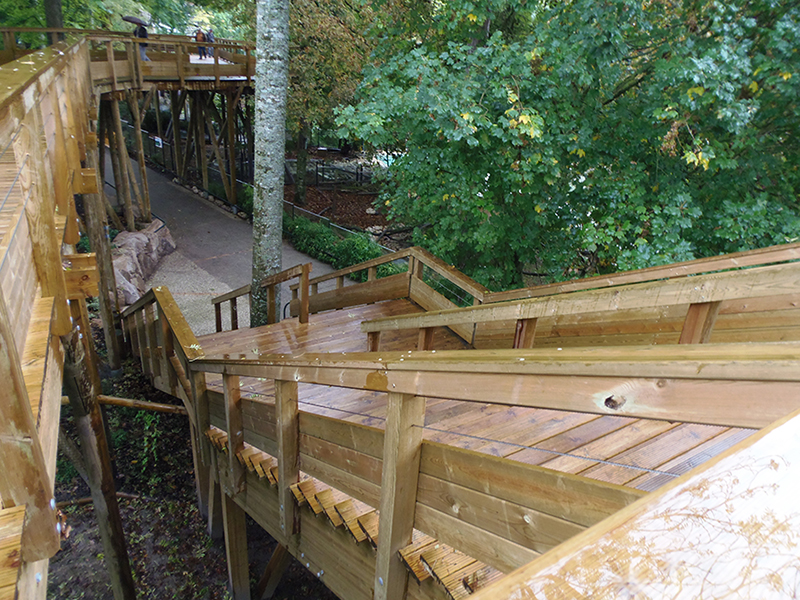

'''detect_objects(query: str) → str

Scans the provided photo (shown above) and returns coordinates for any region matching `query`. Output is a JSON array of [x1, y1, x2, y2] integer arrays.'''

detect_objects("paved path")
[[106, 162, 334, 336]]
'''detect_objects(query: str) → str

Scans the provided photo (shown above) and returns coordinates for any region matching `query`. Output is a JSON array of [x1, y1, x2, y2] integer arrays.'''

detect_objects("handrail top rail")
[[0, 37, 80, 114], [212, 263, 312, 306], [211, 283, 251, 306], [121, 287, 203, 360], [285, 246, 488, 299], [485, 240, 800, 303], [1, 27, 255, 49], [289, 247, 414, 290], [361, 259, 800, 334], [258, 263, 310, 289], [189, 341, 800, 381]]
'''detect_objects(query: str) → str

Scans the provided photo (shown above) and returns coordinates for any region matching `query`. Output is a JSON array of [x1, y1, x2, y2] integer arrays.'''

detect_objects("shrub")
[[283, 214, 393, 280]]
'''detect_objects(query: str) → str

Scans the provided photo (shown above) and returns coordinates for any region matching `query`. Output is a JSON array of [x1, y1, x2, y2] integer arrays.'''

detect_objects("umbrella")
[[122, 15, 147, 26]]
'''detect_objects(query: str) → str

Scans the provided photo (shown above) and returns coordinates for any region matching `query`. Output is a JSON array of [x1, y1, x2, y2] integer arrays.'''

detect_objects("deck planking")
[[197, 299, 752, 493]]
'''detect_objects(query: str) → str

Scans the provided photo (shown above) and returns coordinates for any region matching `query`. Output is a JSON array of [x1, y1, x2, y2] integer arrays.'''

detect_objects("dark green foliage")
[[339, 0, 800, 290], [283, 214, 397, 281]]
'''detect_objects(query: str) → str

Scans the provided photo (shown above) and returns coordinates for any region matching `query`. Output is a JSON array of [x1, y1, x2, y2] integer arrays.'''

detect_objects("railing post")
[[157, 302, 178, 395], [215, 302, 223, 332], [368, 331, 381, 352], [374, 392, 425, 600], [222, 373, 246, 494], [267, 284, 277, 324], [417, 327, 434, 351], [105, 41, 118, 91], [679, 301, 722, 344], [512, 318, 538, 349], [230, 297, 239, 330], [276, 380, 300, 548], [299, 263, 311, 324]]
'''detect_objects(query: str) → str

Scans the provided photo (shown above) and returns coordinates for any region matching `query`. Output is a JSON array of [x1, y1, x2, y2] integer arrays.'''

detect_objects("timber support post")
[[61, 299, 136, 600], [108, 96, 135, 231], [127, 89, 151, 222], [84, 104, 122, 369], [374, 393, 426, 600], [275, 380, 299, 548]]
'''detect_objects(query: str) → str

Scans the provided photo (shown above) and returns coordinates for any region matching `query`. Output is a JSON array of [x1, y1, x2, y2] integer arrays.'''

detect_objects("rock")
[[192, 186, 199, 194], [366, 207, 377, 215], [201, 191, 209, 199], [113, 222, 176, 308], [365, 225, 384, 234]]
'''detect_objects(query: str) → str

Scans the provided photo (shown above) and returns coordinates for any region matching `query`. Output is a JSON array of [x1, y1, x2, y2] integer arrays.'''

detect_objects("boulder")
[[112, 221, 176, 308]]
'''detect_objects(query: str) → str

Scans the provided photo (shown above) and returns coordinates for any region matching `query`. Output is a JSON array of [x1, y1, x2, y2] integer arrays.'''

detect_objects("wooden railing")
[[1, 28, 255, 89], [286, 247, 488, 344], [362, 259, 800, 352], [212, 263, 312, 332], [483, 239, 800, 303], [184, 342, 800, 599]]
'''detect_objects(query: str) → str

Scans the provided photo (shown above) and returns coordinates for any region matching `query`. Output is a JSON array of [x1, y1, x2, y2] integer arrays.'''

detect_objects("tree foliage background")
[[339, 0, 800, 290]]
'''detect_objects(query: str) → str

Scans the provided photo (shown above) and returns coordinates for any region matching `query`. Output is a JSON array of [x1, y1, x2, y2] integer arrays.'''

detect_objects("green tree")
[[286, 0, 373, 204], [339, 0, 800, 290]]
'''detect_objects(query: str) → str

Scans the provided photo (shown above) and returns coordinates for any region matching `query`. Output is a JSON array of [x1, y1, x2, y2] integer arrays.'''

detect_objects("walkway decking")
[[198, 299, 753, 493]]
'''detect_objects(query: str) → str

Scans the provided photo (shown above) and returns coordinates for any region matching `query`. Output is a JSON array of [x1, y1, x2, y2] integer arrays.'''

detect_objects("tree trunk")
[[293, 122, 309, 206], [251, 0, 290, 326], [44, 0, 63, 44]]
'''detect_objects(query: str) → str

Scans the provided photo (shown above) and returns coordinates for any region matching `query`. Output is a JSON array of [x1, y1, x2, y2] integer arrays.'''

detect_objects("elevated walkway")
[[122, 244, 800, 600]]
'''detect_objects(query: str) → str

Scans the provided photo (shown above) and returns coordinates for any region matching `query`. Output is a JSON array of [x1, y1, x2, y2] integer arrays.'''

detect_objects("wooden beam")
[[679, 301, 722, 344], [61, 299, 136, 600], [275, 380, 299, 546], [96, 394, 187, 415], [512, 318, 537, 349], [169, 90, 184, 176], [227, 89, 238, 206], [127, 89, 151, 222], [256, 544, 291, 600], [0, 289, 60, 561], [374, 393, 425, 600], [222, 494, 251, 600], [109, 96, 135, 231], [223, 373, 246, 494]]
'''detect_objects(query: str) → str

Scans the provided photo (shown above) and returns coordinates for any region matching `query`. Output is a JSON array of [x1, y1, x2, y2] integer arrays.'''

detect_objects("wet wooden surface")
[[470, 407, 800, 599], [197, 299, 754, 493]]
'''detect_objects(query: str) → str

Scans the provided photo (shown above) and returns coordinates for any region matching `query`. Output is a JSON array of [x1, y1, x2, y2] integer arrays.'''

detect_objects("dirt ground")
[[48, 333, 339, 599]]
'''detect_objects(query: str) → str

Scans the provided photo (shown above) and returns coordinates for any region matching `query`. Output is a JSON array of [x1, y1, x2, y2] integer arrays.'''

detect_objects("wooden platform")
[[198, 299, 753, 494]]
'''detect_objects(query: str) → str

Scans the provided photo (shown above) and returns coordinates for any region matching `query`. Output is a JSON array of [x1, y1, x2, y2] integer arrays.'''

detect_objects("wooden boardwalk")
[[199, 299, 753, 493]]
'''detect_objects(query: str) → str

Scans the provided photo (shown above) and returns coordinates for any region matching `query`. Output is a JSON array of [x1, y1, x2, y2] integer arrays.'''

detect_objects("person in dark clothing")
[[206, 28, 215, 57], [134, 25, 149, 61], [195, 29, 207, 59]]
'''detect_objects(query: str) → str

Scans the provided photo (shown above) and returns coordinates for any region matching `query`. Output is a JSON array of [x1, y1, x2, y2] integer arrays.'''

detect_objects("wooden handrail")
[[484, 239, 800, 304], [361, 260, 800, 350], [289, 248, 415, 290], [211, 264, 312, 332], [190, 340, 800, 429]]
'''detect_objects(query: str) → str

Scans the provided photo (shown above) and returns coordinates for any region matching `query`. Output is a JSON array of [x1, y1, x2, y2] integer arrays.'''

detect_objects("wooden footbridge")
[[2, 27, 800, 600]]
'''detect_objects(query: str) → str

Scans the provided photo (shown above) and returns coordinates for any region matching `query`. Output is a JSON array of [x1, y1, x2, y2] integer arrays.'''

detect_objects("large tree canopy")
[[339, 0, 800, 289]]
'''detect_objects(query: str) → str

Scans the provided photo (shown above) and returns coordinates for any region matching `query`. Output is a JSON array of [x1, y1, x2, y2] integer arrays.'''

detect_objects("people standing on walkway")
[[206, 28, 215, 57], [134, 24, 149, 61], [195, 28, 207, 59]]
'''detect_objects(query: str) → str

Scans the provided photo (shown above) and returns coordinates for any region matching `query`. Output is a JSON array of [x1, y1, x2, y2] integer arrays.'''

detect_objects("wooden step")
[[399, 532, 437, 583]]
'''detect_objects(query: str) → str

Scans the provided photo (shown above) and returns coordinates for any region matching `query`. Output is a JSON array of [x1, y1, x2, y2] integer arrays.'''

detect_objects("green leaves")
[[337, 0, 800, 289]]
